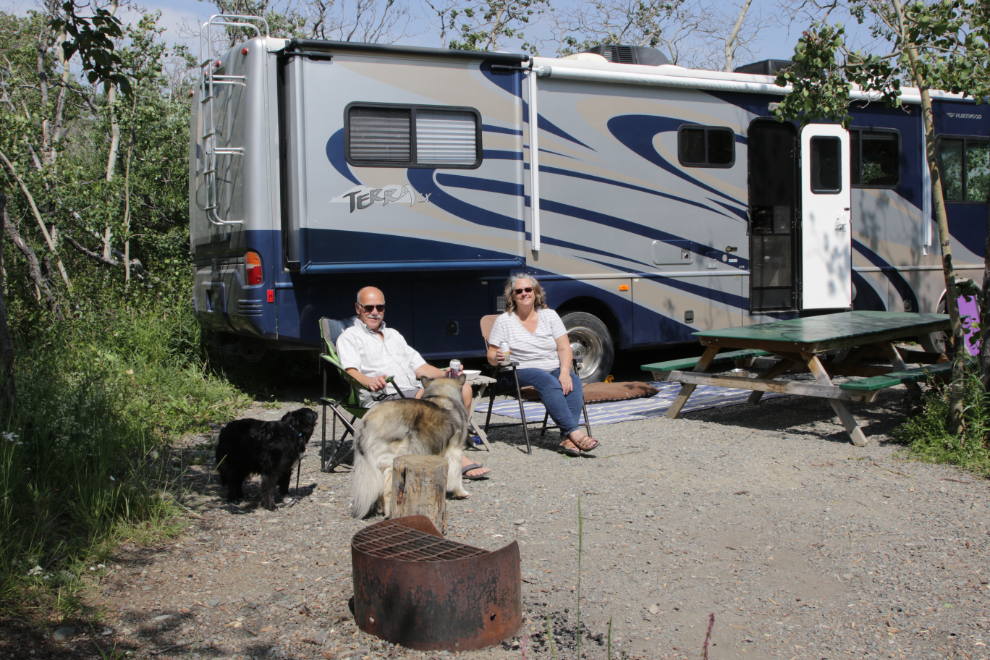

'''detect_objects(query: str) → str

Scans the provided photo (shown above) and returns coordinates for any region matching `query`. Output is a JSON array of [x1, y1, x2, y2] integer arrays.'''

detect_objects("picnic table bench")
[[641, 311, 951, 447], [643, 349, 771, 381]]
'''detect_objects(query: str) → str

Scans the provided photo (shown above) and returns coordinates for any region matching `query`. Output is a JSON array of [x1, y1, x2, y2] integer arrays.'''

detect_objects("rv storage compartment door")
[[800, 125, 852, 310], [282, 53, 527, 273]]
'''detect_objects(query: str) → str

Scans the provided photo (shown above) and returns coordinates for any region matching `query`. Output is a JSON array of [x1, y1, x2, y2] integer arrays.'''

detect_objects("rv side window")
[[346, 104, 481, 168], [677, 126, 735, 168], [936, 136, 989, 203], [810, 136, 842, 193], [851, 129, 899, 188]]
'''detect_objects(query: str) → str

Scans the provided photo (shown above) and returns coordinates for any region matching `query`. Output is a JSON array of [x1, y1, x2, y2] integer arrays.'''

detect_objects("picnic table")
[[642, 311, 951, 446]]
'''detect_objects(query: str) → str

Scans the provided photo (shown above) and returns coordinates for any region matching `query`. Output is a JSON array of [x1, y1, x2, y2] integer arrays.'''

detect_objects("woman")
[[486, 274, 599, 456]]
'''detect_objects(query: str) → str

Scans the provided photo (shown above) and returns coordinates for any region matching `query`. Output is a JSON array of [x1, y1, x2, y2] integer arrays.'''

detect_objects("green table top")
[[693, 311, 950, 352]]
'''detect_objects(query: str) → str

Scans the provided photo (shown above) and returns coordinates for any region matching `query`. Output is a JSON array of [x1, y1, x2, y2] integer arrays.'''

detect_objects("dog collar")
[[287, 424, 302, 437]]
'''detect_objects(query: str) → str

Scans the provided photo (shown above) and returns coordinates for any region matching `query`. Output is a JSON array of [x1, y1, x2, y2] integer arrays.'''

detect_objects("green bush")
[[0, 296, 248, 619], [895, 370, 990, 477]]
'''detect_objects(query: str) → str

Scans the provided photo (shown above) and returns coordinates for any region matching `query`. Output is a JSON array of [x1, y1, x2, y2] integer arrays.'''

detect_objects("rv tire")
[[920, 297, 947, 354], [561, 312, 614, 383]]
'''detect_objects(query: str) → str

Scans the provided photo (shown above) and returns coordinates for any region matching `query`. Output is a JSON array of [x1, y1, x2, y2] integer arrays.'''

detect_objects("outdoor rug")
[[485, 381, 785, 427]]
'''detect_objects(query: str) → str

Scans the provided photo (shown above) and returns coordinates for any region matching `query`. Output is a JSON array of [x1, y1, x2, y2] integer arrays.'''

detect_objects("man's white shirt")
[[336, 318, 426, 405]]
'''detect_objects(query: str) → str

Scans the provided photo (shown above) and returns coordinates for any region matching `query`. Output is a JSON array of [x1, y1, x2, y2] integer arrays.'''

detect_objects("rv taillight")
[[246, 251, 263, 286]]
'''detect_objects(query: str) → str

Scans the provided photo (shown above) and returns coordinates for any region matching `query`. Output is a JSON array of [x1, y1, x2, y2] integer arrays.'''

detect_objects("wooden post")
[[390, 455, 448, 534]]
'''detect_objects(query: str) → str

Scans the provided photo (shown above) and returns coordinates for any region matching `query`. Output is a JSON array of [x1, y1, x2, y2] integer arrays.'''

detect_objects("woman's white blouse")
[[487, 309, 567, 372]]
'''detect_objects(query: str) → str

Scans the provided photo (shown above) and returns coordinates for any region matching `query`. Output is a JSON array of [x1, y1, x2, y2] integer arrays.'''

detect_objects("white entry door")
[[800, 125, 852, 310]]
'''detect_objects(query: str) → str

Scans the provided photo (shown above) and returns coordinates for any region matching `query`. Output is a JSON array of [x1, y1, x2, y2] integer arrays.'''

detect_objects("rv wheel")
[[919, 297, 947, 354], [561, 312, 614, 383]]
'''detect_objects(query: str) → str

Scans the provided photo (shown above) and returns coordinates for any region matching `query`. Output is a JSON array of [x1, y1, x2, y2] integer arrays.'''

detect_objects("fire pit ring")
[[351, 515, 522, 651]]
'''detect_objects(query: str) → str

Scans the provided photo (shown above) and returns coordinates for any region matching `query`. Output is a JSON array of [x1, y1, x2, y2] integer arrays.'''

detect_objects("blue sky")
[[0, 0, 851, 68]]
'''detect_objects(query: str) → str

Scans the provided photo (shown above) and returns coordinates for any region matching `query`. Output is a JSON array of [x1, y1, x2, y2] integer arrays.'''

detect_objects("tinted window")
[[678, 126, 734, 167], [679, 128, 706, 165], [810, 136, 841, 193], [707, 129, 734, 165], [851, 130, 899, 187], [966, 140, 989, 202], [937, 137, 988, 203]]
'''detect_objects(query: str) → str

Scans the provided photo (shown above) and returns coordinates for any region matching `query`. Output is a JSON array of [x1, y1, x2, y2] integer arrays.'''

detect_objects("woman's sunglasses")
[[360, 304, 386, 313], [513, 287, 534, 295]]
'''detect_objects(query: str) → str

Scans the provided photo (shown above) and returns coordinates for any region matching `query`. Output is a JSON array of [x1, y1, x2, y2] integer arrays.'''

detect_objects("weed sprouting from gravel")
[[702, 612, 715, 659], [547, 612, 557, 659]]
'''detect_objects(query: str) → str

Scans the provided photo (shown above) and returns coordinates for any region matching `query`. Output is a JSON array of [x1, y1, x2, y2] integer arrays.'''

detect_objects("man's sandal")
[[461, 463, 490, 480], [558, 440, 582, 457]]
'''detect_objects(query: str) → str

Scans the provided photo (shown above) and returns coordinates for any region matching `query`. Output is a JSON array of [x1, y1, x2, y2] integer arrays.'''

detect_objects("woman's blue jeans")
[[498, 368, 584, 436]]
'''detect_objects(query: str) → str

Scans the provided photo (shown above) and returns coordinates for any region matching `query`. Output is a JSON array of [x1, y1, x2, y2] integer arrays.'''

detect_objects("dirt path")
[[54, 387, 990, 659]]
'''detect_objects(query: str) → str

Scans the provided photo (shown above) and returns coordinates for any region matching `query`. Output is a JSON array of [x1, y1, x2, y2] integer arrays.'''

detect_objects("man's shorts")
[[362, 386, 421, 408]]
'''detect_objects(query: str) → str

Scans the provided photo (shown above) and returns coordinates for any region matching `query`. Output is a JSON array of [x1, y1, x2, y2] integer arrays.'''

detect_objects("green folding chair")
[[319, 317, 406, 472]]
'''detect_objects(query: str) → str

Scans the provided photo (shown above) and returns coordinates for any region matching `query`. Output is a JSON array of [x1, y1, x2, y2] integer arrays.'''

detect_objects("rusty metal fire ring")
[[351, 515, 522, 651]]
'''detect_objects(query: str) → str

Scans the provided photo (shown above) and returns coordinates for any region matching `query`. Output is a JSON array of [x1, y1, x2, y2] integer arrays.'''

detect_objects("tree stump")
[[390, 455, 447, 534]]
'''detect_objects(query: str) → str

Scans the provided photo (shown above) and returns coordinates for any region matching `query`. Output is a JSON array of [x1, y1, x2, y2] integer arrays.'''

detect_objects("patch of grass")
[[0, 300, 249, 622], [894, 370, 990, 477]]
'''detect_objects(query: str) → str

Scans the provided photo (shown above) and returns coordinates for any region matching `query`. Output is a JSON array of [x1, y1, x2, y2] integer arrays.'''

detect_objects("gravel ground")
[[24, 383, 990, 660]]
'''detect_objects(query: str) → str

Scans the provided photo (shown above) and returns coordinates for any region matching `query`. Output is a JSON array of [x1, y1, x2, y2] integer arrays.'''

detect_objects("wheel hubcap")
[[568, 327, 602, 379]]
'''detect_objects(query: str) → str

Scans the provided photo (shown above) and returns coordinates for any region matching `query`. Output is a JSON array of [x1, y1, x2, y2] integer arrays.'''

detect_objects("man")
[[336, 286, 491, 480]]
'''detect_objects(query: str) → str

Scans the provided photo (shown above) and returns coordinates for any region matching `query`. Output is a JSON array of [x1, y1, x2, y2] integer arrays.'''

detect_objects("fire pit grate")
[[353, 521, 489, 562]]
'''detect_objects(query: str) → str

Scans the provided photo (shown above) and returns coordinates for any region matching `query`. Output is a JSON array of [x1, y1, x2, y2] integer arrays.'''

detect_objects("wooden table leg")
[[748, 357, 799, 405], [877, 341, 923, 395], [804, 352, 869, 447], [666, 345, 720, 419], [468, 383, 493, 451]]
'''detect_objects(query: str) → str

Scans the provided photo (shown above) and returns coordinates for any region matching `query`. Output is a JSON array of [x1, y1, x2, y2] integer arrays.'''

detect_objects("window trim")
[[677, 125, 736, 169], [935, 133, 990, 205], [809, 135, 843, 194], [850, 127, 901, 189], [344, 101, 483, 169]]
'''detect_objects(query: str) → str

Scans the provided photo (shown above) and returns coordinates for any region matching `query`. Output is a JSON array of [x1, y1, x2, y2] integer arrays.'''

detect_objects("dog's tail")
[[350, 441, 383, 519]]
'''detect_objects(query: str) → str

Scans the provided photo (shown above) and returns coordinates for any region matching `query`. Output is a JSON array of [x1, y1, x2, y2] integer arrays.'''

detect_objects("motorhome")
[[189, 16, 989, 381]]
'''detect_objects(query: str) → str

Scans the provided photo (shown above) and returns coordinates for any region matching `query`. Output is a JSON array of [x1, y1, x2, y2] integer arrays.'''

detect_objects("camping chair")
[[319, 317, 406, 472], [479, 314, 592, 455]]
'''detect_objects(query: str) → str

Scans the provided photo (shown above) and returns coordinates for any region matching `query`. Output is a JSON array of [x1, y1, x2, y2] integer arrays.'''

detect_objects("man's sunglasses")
[[514, 287, 534, 295], [360, 304, 386, 313]]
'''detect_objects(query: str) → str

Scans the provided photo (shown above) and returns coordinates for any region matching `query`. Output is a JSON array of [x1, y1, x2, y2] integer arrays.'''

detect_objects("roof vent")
[[585, 44, 669, 66], [733, 59, 793, 75]]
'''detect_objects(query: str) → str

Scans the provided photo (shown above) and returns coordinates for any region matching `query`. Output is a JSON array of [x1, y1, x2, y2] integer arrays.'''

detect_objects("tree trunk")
[[0, 195, 17, 421], [102, 0, 121, 261], [724, 0, 753, 73], [899, 4, 964, 434], [981, 192, 990, 389]]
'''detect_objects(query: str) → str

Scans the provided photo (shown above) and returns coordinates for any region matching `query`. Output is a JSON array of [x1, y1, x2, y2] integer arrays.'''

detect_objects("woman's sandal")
[[557, 440, 582, 457], [571, 436, 599, 452]]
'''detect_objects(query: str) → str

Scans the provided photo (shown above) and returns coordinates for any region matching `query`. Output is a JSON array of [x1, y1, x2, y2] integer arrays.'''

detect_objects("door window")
[[810, 136, 842, 193]]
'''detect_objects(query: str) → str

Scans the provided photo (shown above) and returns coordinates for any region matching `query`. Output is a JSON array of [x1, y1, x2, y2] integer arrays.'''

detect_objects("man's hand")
[[558, 371, 573, 395], [366, 374, 389, 392]]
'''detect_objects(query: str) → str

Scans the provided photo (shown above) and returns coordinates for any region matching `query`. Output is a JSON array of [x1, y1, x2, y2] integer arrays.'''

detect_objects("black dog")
[[215, 407, 319, 510]]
